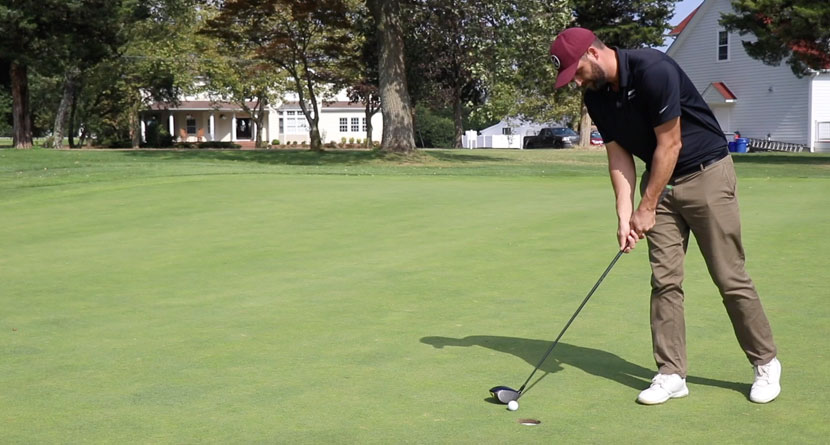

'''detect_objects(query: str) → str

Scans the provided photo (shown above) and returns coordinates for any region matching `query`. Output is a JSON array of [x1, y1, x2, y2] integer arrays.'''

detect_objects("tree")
[[197, 4, 288, 149], [720, 0, 830, 76], [572, 0, 674, 145], [204, 0, 360, 152], [348, 7, 382, 148], [0, 0, 45, 148], [461, 1, 574, 131], [47, 0, 132, 149], [368, 0, 416, 153], [403, 0, 490, 148], [73, 0, 200, 148]]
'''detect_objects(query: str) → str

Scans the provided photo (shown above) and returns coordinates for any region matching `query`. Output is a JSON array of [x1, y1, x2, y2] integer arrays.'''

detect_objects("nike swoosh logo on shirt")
[[659, 105, 669, 114]]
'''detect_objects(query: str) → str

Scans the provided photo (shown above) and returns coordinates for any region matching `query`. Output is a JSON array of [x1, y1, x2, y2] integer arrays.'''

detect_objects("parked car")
[[523, 127, 580, 148], [590, 131, 604, 145]]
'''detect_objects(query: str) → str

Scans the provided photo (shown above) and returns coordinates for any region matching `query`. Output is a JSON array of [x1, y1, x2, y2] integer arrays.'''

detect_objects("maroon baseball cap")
[[550, 27, 596, 88]]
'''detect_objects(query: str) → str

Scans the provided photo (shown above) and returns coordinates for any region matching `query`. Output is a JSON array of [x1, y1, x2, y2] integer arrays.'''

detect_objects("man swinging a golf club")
[[549, 27, 781, 404]]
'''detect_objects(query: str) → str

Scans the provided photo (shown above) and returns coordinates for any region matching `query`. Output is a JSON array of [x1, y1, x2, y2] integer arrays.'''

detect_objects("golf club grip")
[[518, 250, 624, 394]]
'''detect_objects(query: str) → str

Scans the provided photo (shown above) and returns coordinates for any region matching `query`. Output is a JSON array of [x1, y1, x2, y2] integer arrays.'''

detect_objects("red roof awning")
[[712, 82, 737, 100], [702, 82, 738, 104]]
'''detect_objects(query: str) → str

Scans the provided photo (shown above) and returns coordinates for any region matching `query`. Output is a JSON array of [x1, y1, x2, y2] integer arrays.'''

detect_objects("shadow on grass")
[[420, 335, 748, 401], [420, 150, 512, 163], [122, 148, 386, 166], [119, 148, 512, 166]]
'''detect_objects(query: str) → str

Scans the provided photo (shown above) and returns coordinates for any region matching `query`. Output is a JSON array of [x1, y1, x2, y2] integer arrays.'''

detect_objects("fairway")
[[1, 149, 829, 443]]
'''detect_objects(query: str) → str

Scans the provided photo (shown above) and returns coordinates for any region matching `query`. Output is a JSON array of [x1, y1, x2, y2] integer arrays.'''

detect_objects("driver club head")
[[489, 386, 521, 404]]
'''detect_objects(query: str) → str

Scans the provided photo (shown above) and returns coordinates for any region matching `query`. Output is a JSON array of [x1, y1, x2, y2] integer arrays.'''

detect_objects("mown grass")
[[1, 148, 828, 443]]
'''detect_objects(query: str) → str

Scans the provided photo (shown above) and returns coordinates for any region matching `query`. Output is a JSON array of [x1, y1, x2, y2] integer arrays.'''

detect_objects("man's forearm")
[[640, 118, 683, 211]]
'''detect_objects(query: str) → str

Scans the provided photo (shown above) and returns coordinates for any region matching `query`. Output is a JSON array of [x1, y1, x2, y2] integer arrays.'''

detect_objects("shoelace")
[[754, 363, 772, 385], [651, 374, 672, 387]]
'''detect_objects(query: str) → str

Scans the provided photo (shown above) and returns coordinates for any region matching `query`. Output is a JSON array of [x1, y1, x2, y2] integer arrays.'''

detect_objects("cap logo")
[[551, 55, 561, 70]]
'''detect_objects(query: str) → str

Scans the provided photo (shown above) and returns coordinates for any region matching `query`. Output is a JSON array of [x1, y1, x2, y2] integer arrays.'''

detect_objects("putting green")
[[1, 149, 828, 443]]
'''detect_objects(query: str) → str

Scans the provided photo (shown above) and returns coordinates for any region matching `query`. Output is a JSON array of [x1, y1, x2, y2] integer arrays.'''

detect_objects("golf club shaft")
[[517, 249, 624, 394]]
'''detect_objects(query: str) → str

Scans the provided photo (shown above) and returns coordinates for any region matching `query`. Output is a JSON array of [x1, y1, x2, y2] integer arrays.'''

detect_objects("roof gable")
[[701, 82, 737, 103], [668, 5, 701, 37]]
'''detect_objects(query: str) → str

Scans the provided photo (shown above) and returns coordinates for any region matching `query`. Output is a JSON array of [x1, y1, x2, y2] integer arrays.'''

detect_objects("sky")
[[656, 0, 704, 51], [671, 0, 704, 27]]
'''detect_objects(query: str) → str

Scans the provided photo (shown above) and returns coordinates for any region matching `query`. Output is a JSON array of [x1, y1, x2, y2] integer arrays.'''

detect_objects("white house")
[[141, 89, 382, 147], [666, 0, 830, 152], [462, 117, 566, 149]]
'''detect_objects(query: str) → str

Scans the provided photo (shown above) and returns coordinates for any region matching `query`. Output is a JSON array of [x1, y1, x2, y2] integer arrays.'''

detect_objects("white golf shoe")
[[637, 373, 689, 405], [750, 357, 781, 403]]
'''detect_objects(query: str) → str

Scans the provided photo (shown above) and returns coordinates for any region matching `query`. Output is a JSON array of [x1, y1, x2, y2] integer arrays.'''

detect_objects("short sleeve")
[[640, 61, 682, 128]]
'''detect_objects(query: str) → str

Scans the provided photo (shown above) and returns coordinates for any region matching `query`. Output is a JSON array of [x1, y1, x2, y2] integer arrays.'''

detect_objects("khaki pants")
[[641, 155, 776, 377]]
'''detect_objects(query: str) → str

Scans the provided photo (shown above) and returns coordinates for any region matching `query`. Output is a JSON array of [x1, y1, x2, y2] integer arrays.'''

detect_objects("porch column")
[[168, 115, 175, 139], [231, 114, 237, 142], [140, 119, 146, 143], [253, 121, 258, 143], [209, 114, 215, 142]]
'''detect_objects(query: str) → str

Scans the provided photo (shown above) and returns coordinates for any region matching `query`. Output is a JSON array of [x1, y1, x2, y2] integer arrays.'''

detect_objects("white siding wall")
[[318, 110, 383, 144], [667, 0, 811, 145], [809, 74, 830, 152]]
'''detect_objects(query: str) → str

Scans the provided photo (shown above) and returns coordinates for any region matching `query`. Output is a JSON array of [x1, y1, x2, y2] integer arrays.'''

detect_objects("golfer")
[[549, 27, 781, 404]]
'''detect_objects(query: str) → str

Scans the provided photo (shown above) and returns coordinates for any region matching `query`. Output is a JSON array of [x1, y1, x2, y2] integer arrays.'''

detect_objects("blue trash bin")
[[735, 138, 748, 153], [728, 141, 737, 152]]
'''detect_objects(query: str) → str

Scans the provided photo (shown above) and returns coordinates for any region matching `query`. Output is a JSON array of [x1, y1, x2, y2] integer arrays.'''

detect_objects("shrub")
[[143, 121, 174, 148], [414, 104, 454, 148], [271, 139, 280, 146], [197, 141, 241, 149]]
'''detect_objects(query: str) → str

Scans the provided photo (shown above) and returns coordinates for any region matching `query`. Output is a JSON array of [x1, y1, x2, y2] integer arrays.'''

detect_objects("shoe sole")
[[750, 385, 781, 404], [637, 386, 690, 405]]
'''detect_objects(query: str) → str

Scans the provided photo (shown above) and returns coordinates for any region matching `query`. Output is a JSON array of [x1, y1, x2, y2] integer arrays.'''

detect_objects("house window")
[[351, 117, 360, 132], [718, 30, 729, 61], [362, 118, 367, 132], [502, 127, 512, 135], [818, 122, 830, 141], [284, 110, 308, 134], [186, 117, 197, 135], [340, 118, 348, 132]]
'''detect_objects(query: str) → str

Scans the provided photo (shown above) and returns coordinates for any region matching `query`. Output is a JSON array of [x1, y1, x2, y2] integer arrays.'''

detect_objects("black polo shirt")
[[585, 48, 727, 175]]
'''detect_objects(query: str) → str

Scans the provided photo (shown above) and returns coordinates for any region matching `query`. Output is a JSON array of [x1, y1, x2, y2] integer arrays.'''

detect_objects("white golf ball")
[[507, 400, 519, 411]]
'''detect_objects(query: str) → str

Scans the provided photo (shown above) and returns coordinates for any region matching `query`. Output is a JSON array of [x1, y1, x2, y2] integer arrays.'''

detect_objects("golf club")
[[490, 186, 673, 405], [490, 249, 624, 404]]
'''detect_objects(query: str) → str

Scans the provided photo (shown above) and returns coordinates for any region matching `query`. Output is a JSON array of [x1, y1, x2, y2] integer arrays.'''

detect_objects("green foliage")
[[0, 88, 14, 137], [573, 0, 674, 48], [414, 104, 455, 148], [203, 0, 362, 151], [721, 0, 830, 76], [142, 120, 175, 148], [461, 1, 576, 125]]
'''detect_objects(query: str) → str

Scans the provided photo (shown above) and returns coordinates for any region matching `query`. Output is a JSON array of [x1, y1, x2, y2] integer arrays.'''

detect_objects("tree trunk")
[[130, 105, 141, 149], [579, 95, 592, 147], [10, 62, 33, 149], [52, 67, 81, 149], [453, 92, 463, 149], [309, 125, 323, 152], [368, 0, 415, 154], [364, 102, 375, 148], [68, 85, 79, 148]]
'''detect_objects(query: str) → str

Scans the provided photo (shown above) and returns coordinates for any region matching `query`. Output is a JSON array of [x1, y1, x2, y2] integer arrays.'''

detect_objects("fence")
[[746, 138, 807, 153]]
